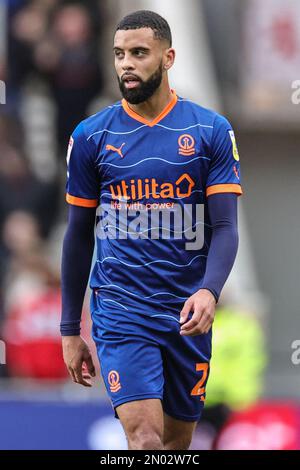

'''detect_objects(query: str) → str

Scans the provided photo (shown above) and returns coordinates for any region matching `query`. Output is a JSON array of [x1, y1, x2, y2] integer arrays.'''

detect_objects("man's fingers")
[[84, 354, 96, 377], [62, 337, 95, 386], [180, 327, 199, 336], [76, 376, 92, 387], [181, 323, 206, 336], [204, 325, 212, 334], [73, 362, 92, 387], [180, 317, 199, 331], [179, 299, 193, 324], [181, 311, 214, 336], [180, 307, 203, 330], [68, 364, 89, 385], [197, 310, 214, 332], [68, 367, 77, 383], [178, 290, 216, 336], [83, 373, 92, 380], [73, 364, 82, 384]]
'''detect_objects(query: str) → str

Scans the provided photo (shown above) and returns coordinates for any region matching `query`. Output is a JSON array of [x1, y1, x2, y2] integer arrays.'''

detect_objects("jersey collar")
[[121, 89, 178, 127]]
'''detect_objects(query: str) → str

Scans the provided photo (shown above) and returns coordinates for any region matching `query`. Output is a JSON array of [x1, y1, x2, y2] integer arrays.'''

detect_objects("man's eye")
[[135, 50, 145, 56]]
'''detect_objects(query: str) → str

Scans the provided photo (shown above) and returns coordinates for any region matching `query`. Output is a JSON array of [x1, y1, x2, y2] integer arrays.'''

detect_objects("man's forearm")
[[61, 206, 96, 336], [200, 193, 239, 302]]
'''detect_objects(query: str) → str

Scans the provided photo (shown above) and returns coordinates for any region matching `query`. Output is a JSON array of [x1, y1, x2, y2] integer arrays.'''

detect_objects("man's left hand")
[[179, 289, 217, 336]]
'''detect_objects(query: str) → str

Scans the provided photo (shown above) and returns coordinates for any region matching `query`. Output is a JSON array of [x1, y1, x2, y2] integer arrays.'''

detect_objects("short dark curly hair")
[[116, 10, 172, 47]]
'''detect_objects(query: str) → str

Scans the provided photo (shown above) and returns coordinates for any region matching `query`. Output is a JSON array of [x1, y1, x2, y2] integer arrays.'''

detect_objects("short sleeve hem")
[[206, 184, 243, 197], [66, 193, 98, 208]]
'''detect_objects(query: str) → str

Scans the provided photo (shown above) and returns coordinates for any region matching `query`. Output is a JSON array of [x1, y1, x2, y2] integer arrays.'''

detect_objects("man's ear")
[[163, 48, 175, 71]]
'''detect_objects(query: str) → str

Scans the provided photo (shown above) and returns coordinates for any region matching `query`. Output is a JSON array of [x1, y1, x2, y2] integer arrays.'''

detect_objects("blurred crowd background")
[[0, 0, 299, 450]]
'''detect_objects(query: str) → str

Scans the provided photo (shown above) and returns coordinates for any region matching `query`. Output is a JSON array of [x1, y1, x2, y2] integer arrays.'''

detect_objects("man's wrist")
[[61, 331, 81, 337], [60, 321, 81, 337], [199, 287, 219, 303]]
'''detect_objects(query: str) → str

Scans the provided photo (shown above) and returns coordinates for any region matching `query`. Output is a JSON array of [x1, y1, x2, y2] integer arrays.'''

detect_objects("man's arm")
[[179, 192, 239, 336], [61, 204, 97, 386]]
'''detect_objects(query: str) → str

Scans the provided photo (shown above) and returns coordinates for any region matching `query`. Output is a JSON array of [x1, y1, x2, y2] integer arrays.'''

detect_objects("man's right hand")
[[62, 336, 96, 387]]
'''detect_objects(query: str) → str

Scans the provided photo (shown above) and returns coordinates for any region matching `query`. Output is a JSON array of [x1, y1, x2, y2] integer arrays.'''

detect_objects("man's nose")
[[121, 53, 135, 71]]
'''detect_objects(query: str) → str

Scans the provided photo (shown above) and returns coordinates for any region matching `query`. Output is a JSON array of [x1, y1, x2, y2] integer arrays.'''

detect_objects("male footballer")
[[61, 10, 242, 450]]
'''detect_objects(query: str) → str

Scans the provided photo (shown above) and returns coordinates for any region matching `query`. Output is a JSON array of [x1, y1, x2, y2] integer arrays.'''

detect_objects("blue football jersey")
[[66, 90, 242, 324]]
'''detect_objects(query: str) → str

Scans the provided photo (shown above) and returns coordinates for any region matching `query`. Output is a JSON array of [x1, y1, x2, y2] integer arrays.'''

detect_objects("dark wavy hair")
[[116, 10, 172, 47]]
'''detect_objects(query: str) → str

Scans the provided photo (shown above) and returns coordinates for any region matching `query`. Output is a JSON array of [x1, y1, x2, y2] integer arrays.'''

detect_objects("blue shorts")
[[91, 291, 212, 422]]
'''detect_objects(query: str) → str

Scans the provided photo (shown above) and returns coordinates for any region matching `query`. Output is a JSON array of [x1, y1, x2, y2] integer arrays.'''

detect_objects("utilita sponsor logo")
[[109, 173, 195, 201]]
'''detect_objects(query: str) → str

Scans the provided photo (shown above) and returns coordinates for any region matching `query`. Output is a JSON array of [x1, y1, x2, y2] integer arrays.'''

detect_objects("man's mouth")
[[122, 75, 141, 89]]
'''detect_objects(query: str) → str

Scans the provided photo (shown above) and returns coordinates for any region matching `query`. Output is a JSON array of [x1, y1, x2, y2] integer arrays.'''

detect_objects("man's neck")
[[126, 83, 173, 122]]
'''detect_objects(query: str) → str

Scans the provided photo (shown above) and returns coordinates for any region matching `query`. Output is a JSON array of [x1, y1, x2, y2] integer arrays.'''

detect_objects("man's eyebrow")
[[131, 46, 150, 51], [113, 46, 150, 52]]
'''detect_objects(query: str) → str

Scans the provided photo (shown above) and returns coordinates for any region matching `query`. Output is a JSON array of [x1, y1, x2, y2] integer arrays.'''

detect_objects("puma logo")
[[106, 143, 126, 158]]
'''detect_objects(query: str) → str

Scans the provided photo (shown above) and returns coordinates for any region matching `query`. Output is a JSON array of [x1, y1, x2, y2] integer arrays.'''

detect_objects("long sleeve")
[[60, 205, 96, 336], [200, 192, 239, 302]]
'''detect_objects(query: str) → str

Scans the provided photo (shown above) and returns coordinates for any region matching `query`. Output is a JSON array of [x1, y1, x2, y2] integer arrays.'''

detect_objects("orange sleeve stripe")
[[66, 193, 98, 208], [206, 184, 243, 197]]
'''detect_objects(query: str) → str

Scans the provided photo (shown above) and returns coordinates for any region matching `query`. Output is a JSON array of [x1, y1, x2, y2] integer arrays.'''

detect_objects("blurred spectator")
[[0, 141, 59, 240], [0, 0, 102, 383], [8, 1, 103, 148], [0, 138, 59, 313], [214, 401, 300, 450], [43, 3, 103, 149], [7, 1, 50, 113], [205, 306, 266, 409], [1, 210, 93, 380], [1, 210, 67, 379], [0, 114, 24, 149]]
